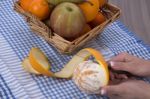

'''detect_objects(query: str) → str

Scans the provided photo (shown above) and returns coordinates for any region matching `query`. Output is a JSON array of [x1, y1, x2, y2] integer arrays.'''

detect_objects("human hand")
[[109, 52, 150, 77], [101, 80, 150, 99]]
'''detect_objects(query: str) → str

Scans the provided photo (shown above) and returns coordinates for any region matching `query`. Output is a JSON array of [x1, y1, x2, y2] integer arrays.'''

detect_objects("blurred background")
[[110, 0, 150, 45]]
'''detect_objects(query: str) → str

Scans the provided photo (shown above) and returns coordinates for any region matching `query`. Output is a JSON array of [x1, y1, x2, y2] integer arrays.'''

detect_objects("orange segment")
[[29, 48, 54, 77]]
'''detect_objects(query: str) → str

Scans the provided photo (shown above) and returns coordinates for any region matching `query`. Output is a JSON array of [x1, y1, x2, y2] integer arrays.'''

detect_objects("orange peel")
[[23, 47, 109, 85], [22, 57, 40, 74], [54, 48, 109, 85], [29, 48, 54, 77], [83, 48, 109, 84]]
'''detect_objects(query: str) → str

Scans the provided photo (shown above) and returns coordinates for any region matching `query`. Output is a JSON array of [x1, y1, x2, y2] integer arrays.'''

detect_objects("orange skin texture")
[[78, 0, 100, 22], [89, 12, 106, 28], [99, 0, 107, 8], [81, 24, 91, 35], [28, 48, 54, 77], [20, 0, 51, 20], [20, 0, 31, 11]]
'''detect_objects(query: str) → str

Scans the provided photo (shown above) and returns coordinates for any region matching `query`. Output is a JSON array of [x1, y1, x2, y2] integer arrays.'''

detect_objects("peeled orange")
[[22, 47, 109, 83], [55, 48, 109, 83]]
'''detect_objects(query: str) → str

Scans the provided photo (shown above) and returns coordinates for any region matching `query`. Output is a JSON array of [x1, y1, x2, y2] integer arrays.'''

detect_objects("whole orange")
[[89, 12, 106, 28], [98, 0, 107, 8], [20, 0, 31, 11], [78, 0, 100, 22], [20, 0, 51, 20], [81, 24, 91, 35]]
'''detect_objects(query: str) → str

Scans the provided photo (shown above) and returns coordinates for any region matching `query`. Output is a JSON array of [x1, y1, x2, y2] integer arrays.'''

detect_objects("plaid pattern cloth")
[[0, 0, 150, 99]]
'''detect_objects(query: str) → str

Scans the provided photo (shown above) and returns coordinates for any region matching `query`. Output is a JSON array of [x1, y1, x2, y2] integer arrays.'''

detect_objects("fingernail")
[[110, 61, 115, 67], [101, 89, 106, 95]]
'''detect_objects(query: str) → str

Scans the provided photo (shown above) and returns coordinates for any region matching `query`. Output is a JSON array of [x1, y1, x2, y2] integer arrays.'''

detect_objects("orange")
[[89, 12, 106, 28], [83, 48, 109, 85], [20, 0, 31, 11], [20, 0, 51, 20], [55, 48, 109, 81], [78, 0, 100, 22], [98, 0, 107, 8], [22, 47, 109, 81], [81, 24, 91, 35]]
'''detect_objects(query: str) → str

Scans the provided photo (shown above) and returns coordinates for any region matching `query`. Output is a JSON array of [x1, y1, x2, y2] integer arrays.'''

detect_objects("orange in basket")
[[20, 0, 31, 11], [98, 0, 107, 8], [20, 0, 51, 20], [89, 12, 106, 28], [81, 24, 92, 35], [78, 0, 100, 22]]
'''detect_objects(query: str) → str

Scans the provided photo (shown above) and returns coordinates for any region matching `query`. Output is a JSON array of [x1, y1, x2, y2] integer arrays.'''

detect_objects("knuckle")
[[116, 62, 125, 67], [137, 80, 145, 84], [120, 52, 128, 57], [123, 65, 130, 70]]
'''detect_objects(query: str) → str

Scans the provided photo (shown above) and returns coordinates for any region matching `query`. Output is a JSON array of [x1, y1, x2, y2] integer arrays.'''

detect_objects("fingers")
[[101, 85, 122, 96], [110, 71, 128, 81], [109, 79, 123, 85], [110, 61, 130, 72], [115, 74, 128, 79], [109, 71, 115, 80], [111, 52, 134, 62], [111, 52, 128, 62]]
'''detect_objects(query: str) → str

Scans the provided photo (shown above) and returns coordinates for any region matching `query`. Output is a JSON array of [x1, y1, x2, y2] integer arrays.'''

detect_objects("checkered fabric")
[[0, 0, 150, 99]]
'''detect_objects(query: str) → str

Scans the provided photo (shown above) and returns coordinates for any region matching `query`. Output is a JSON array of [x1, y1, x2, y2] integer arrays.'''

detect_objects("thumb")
[[101, 85, 122, 96], [110, 61, 130, 72]]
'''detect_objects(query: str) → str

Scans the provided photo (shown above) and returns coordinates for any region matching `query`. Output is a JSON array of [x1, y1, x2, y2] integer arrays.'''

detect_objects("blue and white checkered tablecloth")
[[0, 0, 150, 99]]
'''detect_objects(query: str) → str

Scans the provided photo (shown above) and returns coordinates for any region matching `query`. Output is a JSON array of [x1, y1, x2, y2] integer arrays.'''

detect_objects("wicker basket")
[[14, 1, 121, 54]]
